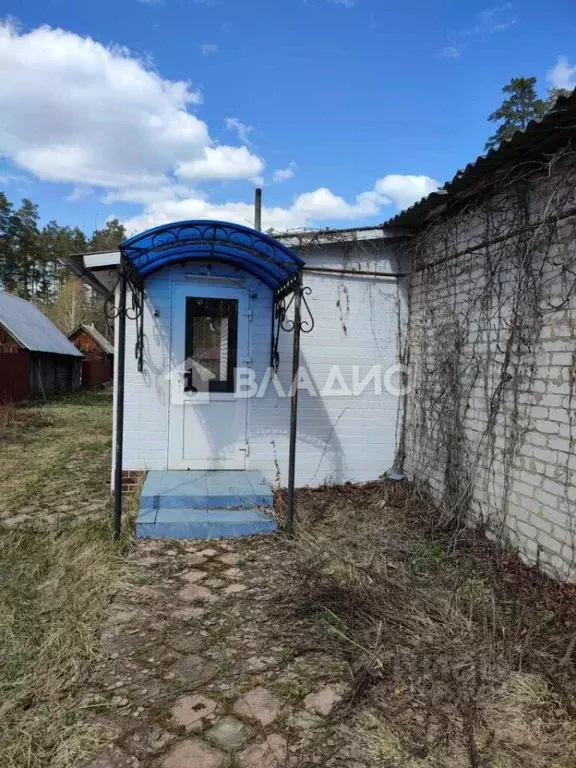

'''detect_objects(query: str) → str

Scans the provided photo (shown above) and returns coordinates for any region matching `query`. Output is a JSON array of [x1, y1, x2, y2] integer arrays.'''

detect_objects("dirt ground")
[[0, 389, 113, 526], [82, 535, 371, 768], [4, 393, 576, 768]]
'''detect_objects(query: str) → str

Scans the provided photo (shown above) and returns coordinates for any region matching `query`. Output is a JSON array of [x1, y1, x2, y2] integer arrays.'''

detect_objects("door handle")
[[183, 369, 197, 393]]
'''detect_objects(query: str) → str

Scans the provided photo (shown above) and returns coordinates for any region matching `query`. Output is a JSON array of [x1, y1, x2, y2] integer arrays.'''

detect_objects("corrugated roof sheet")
[[0, 291, 83, 357], [387, 88, 576, 229], [70, 324, 114, 356]]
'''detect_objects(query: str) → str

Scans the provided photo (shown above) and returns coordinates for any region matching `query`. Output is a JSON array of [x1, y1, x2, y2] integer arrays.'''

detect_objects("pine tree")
[[5, 199, 42, 299], [0, 193, 15, 293], [41, 221, 88, 300], [545, 86, 573, 112], [89, 218, 126, 251], [485, 77, 546, 151], [486, 77, 574, 151]]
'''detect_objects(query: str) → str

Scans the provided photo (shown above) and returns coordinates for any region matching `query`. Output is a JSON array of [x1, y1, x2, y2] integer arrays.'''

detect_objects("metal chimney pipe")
[[254, 188, 262, 232]]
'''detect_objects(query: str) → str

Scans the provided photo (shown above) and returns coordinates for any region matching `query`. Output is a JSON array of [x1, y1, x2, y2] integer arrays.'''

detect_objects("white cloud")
[[373, 175, 440, 210], [0, 22, 264, 195], [291, 187, 379, 220], [225, 117, 254, 144], [0, 22, 439, 238], [272, 163, 296, 183], [439, 45, 460, 59], [136, 0, 163, 5], [447, 3, 515, 58], [547, 56, 576, 90], [177, 146, 264, 183], [200, 43, 218, 55], [124, 174, 440, 235], [67, 186, 93, 202], [0, 172, 29, 186], [102, 183, 200, 206], [327, 0, 356, 7], [466, 3, 516, 35]]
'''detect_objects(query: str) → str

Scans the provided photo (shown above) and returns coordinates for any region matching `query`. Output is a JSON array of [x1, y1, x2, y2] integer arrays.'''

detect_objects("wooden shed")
[[68, 324, 114, 389], [0, 291, 83, 402]]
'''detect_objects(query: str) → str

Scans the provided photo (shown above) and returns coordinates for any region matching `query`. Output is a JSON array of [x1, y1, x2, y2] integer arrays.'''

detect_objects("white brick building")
[[68, 90, 576, 575], [68, 225, 405, 491], [389, 90, 576, 581]]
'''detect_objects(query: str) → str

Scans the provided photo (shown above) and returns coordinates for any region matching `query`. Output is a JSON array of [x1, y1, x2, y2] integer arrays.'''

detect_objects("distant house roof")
[[0, 291, 83, 357], [387, 88, 576, 229], [69, 324, 114, 356]]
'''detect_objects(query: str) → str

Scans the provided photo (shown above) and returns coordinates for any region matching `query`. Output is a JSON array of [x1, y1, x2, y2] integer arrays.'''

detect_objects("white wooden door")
[[168, 283, 250, 470]]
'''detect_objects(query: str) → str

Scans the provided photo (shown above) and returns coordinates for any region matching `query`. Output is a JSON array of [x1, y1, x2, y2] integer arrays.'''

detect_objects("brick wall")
[[404, 171, 576, 581], [120, 470, 146, 493]]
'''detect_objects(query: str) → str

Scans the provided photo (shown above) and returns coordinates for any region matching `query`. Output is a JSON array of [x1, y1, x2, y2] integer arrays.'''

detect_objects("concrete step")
[[136, 507, 277, 540], [139, 469, 274, 511]]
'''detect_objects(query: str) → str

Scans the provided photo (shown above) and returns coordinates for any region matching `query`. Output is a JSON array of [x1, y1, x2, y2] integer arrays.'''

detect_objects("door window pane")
[[185, 297, 238, 393]]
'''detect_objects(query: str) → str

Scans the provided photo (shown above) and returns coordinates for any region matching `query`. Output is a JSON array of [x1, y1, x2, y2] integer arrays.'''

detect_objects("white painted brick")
[[517, 521, 538, 540], [537, 532, 564, 555], [542, 478, 567, 497], [537, 420, 559, 435], [528, 432, 548, 447], [405, 175, 576, 582], [529, 514, 553, 535], [114, 244, 402, 489]]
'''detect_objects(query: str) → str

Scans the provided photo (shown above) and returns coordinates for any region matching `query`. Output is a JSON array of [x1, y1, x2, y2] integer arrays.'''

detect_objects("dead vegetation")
[[0, 389, 113, 524], [0, 521, 128, 768], [0, 389, 135, 768], [285, 480, 576, 767]]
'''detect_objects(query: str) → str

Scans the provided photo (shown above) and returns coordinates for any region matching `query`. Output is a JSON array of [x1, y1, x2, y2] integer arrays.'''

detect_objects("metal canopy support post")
[[285, 274, 302, 535], [113, 266, 127, 539], [114, 218, 312, 537]]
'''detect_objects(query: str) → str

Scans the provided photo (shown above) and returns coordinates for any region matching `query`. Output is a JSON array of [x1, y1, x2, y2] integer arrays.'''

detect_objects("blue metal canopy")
[[120, 220, 304, 292]]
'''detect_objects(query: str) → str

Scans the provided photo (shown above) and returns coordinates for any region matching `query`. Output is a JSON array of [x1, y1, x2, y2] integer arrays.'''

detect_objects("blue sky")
[[0, 0, 574, 234]]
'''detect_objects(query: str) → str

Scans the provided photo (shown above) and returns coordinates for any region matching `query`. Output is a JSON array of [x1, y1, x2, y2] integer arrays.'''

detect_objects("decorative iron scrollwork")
[[123, 258, 145, 373], [121, 221, 304, 290], [104, 256, 146, 373], [271, 281, 315, 372]]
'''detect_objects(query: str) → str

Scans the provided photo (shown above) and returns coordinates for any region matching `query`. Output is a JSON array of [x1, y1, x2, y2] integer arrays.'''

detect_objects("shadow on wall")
[[159, 316, 345, 485], [134, 280, 345, 485], [132, 261, 407, 486]]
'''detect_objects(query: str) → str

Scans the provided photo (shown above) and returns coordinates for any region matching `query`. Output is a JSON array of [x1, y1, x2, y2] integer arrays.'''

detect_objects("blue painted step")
[[136, 470, 277, 540], [139, 469, 273, 510], [137, 507, 277, 540]]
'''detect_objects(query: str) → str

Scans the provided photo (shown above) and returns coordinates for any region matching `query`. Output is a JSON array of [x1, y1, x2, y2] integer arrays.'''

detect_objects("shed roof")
[[0, 292, 83, 357], [69, 324, 114, 356], [387, 88, 576, 229]]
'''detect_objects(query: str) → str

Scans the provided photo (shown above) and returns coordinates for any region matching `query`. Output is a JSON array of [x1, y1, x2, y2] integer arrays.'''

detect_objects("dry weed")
[[285, 481, 576, 767], [0, 389, 131, 767], [0, 520, 129, 768], [0, 390, 112, 520]]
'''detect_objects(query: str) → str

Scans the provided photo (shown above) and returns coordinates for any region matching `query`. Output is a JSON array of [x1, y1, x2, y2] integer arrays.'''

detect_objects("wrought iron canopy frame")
[[112, 220, 313, 539], [120, 220, 304, 290], [106, 256, 145, 373], [271, 279, 314, 372]]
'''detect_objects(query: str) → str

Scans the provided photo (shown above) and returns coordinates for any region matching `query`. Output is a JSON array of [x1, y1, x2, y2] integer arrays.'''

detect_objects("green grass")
[[409, 539, 447, 573]]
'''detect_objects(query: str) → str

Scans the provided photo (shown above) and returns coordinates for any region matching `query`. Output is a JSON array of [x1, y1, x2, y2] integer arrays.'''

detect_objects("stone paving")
[[83, 535, 371, 768]]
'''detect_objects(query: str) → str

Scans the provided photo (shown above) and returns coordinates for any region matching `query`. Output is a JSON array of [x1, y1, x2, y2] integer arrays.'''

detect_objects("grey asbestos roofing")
[[387, 88, 576, 229], [0, 291, 83, 357]]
